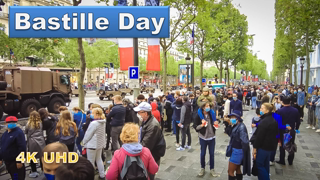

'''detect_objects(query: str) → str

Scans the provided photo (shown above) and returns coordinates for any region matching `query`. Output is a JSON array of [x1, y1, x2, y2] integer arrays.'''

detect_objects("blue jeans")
[[76, 130, 84, 153], [257, 101, 261, 108], [199, 138, 215, 169], [256, 149, 271, 180], [252, 97, 257, 108], [172, 119, 177, 134]]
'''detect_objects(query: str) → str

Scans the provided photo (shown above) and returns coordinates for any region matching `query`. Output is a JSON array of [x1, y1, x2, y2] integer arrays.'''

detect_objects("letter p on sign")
[[129, 66, 139, 80]]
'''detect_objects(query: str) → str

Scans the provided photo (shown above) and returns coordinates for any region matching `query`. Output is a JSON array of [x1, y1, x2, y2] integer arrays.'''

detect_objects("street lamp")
[[185, 54, 191, 91], [300, 57, 305, 86]]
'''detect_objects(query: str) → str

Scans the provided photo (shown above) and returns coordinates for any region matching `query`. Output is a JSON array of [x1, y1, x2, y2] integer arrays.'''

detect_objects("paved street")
[[1, 93, 320, 180]]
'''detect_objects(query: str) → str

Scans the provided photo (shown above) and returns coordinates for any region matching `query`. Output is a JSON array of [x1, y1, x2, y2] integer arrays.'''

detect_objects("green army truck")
[[0, 66, 72, 119]]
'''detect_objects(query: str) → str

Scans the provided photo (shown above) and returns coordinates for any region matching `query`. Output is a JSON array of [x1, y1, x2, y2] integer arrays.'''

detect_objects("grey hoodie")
[[251, 116, 261, 134]]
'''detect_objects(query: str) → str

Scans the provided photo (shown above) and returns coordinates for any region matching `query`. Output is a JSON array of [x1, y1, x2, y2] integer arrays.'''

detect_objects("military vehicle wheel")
[[7, 110, 19, 116], [75, 94, 79, 97], [140, 91, 143, 93], [0, 81, 7, 90], [121, 93, 126, 99], [98, 89, 105, 95], [99, 97, 104, 100], [130, 90, 133, 95], [0, 106, 3, 120], [146, 90, 149, 93], [21, 99, 41, 117], [108, 94, 113, 101], [152, 90, 155, 93], [48, 97, 65, 114]]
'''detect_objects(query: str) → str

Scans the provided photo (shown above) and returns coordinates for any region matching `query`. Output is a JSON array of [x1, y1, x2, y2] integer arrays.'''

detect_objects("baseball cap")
[[5, 116, 18, 123], [203, 87, 209, 92], [133, 102, 152, 112]]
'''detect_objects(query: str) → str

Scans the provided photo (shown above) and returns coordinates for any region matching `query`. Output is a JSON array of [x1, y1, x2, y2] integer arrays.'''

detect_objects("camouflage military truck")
[[0, 66, 72, 119], [97, 88, 126, 100], [119, 87, 133, 95], [140, 86, 155, 93], [160, 85, 172, 92], [71, 89, 87, 97]]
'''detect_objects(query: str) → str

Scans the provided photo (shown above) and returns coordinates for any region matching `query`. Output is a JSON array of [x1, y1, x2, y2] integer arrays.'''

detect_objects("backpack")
[[120, 155, 148, 180], [216, 93, 223, 104], [59, 127, 76, 145], [46, 115, 60, 144]]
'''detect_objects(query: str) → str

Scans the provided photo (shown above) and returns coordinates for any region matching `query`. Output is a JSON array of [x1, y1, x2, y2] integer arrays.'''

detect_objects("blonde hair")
[[120, 123, 140, 144], [114, 95, 122, 102], [58, 106, 68, 112], [92, 107, 105, 119], [55, 110, 78, 137], [262, 103, 274, 113], [91, 104, 101, 109], [27, 111, 41, 129], [72, 107, 85, 114]]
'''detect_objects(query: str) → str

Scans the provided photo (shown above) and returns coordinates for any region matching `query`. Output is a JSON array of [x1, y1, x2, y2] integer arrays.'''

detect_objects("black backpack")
[[120, 156, 148, 180]]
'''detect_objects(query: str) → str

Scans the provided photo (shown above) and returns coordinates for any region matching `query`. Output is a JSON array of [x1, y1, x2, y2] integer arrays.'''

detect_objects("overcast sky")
[[80, 0, 276, 73]]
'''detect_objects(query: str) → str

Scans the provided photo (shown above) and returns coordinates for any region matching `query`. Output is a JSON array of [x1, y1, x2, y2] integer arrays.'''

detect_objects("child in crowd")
[[251, 108, 261, 134]]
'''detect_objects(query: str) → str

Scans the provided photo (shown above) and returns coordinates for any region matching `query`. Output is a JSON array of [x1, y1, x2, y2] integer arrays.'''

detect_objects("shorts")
[[229, 148, 243, 165]]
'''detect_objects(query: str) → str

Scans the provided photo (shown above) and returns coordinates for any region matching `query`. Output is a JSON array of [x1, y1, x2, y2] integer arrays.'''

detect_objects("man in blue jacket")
[[0, 116, 26, 180], [230, 93, 243, 117]]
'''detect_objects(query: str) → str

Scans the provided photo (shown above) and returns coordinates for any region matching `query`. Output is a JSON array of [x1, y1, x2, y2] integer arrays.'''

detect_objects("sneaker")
[[210, 169, 219, 177], [312, 126, 316, 130], [270, 161, 275, 166], [306, 126, 311, 129], [316, 129, 320, 133], [198, 168, 205, 177], [185, 145, 191, 150], [175, 143, 180, 148], [176, 146, 185, 151], [29, 172, 39, 178]]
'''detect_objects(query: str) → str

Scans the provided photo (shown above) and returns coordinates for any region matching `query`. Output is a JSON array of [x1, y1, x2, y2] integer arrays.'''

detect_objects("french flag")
[[146, 38, 161, 71], [190, 27, 194, 44], [146, 0, 161, 71], [118, 38, 133, 71]]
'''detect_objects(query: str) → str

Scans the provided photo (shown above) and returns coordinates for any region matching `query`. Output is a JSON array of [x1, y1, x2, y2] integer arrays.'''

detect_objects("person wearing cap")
[[226, 111, 250, 180], [0, 116, 26, 180], [134, 102, 164, 180]]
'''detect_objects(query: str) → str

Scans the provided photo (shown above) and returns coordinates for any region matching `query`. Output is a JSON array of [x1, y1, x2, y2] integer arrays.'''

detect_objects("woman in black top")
[[226, 111, 250, 180], [253, 103, 278, 180]]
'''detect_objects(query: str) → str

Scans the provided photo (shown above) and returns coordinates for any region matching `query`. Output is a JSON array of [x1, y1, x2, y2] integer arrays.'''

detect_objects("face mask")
[[294, 92, 297, 94], [223, 99, 227, 102], [260, 111, 264, 116], [230, 118, 237, 125], [205, 108, 210, 112], [312, 95, 316, 98], [298, 90, 301, 93], [7, 123, 17, 129], [233, 97, 237, 100], [274, 94, 278, 96], [137, 114, 143, 122], [90, 114, 94, 119], [44, 173, 55, 180]]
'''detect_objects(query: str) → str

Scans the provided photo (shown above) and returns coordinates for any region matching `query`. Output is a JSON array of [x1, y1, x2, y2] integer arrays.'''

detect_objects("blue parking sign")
[[202, 78, 206, 83], [128, 66, 139, 79]]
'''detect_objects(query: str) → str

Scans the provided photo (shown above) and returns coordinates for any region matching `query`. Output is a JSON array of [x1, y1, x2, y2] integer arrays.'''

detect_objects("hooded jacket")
[[180, 101, 192, 125], [151, 102, 161, 123], [171, 101, 182, 122], [83, 119, 106, 149], [105, 143, 159, 180]]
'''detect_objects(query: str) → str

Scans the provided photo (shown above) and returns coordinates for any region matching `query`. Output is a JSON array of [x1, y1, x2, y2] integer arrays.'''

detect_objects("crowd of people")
[[0, 83, 319, 180]]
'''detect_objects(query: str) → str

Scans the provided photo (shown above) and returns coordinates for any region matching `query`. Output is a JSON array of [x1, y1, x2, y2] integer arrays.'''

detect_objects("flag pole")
[[133, 0, 139, 100]]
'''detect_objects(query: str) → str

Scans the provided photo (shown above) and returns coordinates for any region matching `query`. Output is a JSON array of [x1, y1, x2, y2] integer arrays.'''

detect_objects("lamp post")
[[300, 57, 305, 86], [185, 54, 191, 91]]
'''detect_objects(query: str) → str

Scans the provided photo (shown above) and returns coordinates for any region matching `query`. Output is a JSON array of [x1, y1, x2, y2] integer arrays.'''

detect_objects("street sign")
[[202, 78, 206, 83], [128, 66, 139, 80], [129, 79, 140, 89]]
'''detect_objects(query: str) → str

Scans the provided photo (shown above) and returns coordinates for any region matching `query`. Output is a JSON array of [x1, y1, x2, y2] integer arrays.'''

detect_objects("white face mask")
[[137, 114, 143, 122]]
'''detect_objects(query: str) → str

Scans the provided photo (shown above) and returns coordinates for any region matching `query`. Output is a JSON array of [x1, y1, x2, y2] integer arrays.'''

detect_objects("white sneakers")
[[29, 172, 39, 178], [185, 145, 191, 150], [316, 129, 320, 133], [176, 147, 185, 151], [312, 127, 316, 130], [270, 162, 275, 166], [175, 143, 180, 148], [306, 126, 311, 129]]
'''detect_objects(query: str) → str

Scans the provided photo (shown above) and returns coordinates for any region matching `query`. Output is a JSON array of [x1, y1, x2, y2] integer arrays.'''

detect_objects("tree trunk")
[[219, 60, 223, 83], [226, 63, 229, 87], [116, 69, 119, 86], [305, 29, 310, 92], [234, 64, 236, 83], [162, 50, 167, 94], [77, 38, 86, 110], [98, 67, 101, 90], [200, 59, 203, 90]]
